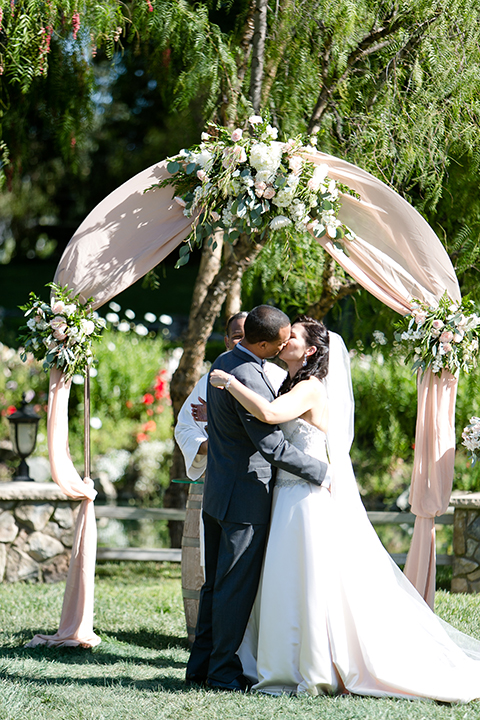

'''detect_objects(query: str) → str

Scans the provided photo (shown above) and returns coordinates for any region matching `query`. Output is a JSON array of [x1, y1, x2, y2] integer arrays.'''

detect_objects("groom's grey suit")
[[186, 344, 328, 688]]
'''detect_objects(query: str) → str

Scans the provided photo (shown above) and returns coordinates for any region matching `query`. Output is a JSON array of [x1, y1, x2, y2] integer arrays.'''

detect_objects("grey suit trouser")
[[186, 510, 269, 684]]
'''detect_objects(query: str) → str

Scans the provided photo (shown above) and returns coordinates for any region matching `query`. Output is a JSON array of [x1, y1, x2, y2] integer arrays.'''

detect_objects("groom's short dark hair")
[[244, 305, 290, 344]]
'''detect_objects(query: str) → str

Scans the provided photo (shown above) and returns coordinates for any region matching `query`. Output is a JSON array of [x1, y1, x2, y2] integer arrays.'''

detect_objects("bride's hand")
[[210, 369, 233, 389]]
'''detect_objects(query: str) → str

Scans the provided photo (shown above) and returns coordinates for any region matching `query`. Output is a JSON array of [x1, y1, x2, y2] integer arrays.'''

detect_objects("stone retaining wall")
[[451, 492, 480, 593], [0, 482, 80, 583]]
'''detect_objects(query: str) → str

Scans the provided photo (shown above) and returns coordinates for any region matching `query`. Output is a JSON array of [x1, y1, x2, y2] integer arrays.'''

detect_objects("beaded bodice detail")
[[276, 419, 327, 488]]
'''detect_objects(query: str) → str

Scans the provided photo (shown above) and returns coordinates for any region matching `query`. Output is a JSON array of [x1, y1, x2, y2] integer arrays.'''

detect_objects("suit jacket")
[[203, 344, 328, 524]]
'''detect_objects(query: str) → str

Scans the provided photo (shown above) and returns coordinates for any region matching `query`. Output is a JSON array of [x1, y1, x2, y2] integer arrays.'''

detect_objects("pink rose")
[[51, 300, 65, 315], [307, 177, 320, 191], [440, 330, 454, 343], [255, 181, 267, 197], [53, 325, 68, 341], [232, 145, 247, 163], [414, 312, 427, 325], [50, 315, 67, 330], [432, 319, 444, 330], [231, 128, 243, 142], [197, 169, 207, 182], [442, 342, 453, 353], [263, 186, 276, 200], [211, 211, 220, 222]]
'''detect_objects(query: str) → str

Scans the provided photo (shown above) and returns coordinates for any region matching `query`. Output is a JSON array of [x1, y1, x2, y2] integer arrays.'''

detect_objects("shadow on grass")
[[0, 630, 188, 671], [0, 668, 190, 693], [106, 629, 190, 651]]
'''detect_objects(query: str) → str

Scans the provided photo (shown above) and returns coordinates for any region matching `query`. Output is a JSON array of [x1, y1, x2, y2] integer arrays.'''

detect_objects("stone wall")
[[0, 482, 80, 583], [451, 493, 480, 593]]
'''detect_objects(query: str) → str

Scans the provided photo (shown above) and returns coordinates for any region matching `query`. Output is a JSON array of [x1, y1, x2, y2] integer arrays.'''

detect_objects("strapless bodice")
[[276, 419, 327, 488]]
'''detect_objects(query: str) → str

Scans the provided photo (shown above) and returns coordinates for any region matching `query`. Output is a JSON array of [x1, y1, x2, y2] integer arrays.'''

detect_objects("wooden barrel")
[[181, 481, 204, 645]]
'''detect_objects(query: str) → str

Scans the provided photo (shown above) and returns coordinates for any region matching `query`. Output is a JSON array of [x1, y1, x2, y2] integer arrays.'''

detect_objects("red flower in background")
[[6, 406, 16, 415], [143, 420, 156, 433], [142, 393, 154, 405], [136, 432, 148, 443]]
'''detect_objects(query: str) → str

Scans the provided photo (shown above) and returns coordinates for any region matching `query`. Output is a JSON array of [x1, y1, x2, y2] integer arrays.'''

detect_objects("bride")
[[209, 316, 480, 702]]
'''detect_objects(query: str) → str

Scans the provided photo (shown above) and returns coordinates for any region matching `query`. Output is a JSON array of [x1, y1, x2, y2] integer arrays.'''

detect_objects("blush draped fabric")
[[39, 150, 460, 646]]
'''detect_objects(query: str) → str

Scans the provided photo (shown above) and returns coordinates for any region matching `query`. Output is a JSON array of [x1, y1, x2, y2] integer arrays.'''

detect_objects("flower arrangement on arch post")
[[393, 293, 480, 377], [18, 283, 105, 379], [147, 116, 358, 267]]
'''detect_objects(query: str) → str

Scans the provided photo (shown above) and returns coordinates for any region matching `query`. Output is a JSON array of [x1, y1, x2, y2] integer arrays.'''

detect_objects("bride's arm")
[[210, 369, 321, 423]]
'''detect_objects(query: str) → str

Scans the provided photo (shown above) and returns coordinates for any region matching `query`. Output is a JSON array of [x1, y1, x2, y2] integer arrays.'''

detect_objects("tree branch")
[[306, 254, 360, 320], [249, 0, 268, 113]]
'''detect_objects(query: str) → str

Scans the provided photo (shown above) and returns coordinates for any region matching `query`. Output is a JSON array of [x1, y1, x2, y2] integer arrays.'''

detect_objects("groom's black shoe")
[[185, 673, 207, 687], [206, 675, 251, 693]]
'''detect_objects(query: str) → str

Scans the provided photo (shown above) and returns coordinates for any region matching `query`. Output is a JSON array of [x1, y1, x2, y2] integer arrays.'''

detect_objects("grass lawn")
[[1, 563, 480, 720]]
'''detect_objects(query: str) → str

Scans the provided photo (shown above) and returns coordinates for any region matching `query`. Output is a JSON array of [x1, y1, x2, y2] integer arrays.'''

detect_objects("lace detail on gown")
[[275, 419, 327, 489]]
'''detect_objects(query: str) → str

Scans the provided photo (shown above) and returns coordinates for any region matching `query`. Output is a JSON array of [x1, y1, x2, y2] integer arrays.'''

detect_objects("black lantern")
[[8, 394, 40, 481]]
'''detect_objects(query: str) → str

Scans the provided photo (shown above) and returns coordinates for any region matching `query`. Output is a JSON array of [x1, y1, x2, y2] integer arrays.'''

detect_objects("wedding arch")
[[27, 150, 460, 647]]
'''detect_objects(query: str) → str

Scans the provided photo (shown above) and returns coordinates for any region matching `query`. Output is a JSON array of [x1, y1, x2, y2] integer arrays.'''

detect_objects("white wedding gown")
[[238, 417, 480, 701]]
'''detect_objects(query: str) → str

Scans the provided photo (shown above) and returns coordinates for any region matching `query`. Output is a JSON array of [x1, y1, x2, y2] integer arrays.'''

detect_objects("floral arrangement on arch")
[[393, 293, 480, 377], [149, 115, 357, 267], [462, 417, 480, 466], [18, 283, 105, 379]]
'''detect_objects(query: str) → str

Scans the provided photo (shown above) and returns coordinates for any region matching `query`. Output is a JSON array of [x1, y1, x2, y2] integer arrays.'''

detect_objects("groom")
[[186, 305, 329, 691]]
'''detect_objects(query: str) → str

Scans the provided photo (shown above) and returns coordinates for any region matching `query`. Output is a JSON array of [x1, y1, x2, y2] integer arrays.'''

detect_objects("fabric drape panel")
[[303, 152, 461, 606], [39, 149, 461, 641], [26, 368, 100, 647], [54, 161, 195, 310], [403, 369, 458, 606]]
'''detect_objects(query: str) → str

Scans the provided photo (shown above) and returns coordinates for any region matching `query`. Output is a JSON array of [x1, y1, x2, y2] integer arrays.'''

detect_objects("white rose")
[[27, 318, 36, 330], [81, 319, 96, 335], [248, 115, 263, 125], [231, 128, 243, 142]]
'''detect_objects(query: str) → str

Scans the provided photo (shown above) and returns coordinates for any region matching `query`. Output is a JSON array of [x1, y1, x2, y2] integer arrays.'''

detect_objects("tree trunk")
[[223, 241, 243, 319], [165, 231, 269, 545], [249, 0, 268, 113]]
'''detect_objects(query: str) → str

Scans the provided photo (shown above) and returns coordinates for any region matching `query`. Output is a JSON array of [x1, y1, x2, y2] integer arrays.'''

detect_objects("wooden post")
[[84, 366, 91, 479]]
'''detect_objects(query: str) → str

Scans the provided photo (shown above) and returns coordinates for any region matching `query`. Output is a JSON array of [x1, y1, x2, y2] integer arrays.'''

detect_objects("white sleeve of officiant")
[[174, 373, 209, 480]]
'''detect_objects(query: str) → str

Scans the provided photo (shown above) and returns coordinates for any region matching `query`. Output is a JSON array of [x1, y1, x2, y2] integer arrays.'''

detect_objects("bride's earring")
[[302, 353, 308, 367]]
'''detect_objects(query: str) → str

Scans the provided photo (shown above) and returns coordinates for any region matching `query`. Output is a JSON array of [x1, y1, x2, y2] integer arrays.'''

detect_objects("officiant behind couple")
[[186, 305, 480, 701]]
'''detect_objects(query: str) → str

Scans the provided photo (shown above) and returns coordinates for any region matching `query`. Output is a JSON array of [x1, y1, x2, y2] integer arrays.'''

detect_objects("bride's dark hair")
[[278, 315, 329, 395]]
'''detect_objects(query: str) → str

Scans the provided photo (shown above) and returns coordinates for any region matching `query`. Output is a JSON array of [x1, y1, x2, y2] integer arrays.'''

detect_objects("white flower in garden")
[[135, 324, 149, 336], [81, 319, 95, 335], [373, 330, 387, 345], [201, 132, 209, 141], [106, 312, 119, 324], [272, 186, 296, 208], [51, 299, 65, 314], [27, 318, 36, 330], [269, 215, 292, 230], [454, 330, 465, 342], [326, 225, 337, 239], [248, 115, 263, 125], [328, 179, 338, 198], [231, 128, 243, 142]]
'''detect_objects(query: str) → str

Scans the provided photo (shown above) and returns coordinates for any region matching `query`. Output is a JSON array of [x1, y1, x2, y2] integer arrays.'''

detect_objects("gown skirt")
[[238, 419, 480, 702]]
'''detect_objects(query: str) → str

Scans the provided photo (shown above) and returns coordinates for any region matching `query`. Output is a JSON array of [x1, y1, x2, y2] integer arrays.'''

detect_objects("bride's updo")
[[278, 315, 329, 395]]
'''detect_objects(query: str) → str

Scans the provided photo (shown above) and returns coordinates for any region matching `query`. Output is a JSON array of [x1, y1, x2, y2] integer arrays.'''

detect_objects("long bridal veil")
[[323, 332, 480, 700]]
